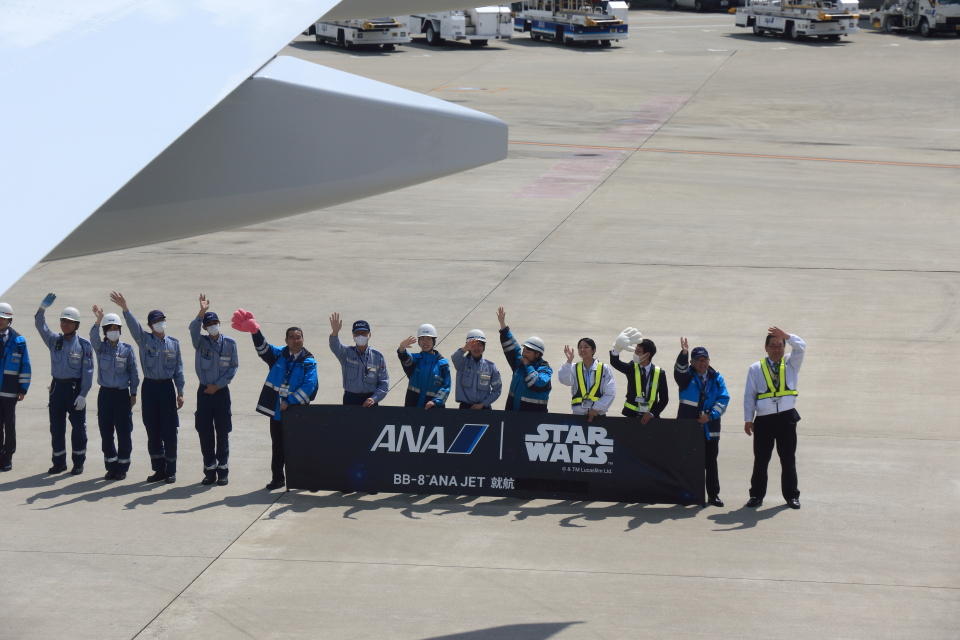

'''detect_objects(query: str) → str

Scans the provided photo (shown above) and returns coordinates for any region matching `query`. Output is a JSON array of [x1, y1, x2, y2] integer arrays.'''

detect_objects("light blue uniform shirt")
[[188, 318, 238, 388], [451, 348, 502, 407], [34, 308, 94, 397], [89, 324, 140, 394], [328, 335, 389, 402], [123, 310, 185, 395]]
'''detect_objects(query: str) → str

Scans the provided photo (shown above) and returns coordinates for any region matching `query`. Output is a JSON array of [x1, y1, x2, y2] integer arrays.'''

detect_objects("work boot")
[[48, 464, 68, 474], [146, 471, 166, 482], [115, 472, 126, 480], [216, 468, 229, 486], [104, 470, 116, 480], [164, 475, 176, 484], [201, 470, 216, 485], [265, 478, 285, 491], [70, 465, 84, 475], [0, 464, 11, 472]]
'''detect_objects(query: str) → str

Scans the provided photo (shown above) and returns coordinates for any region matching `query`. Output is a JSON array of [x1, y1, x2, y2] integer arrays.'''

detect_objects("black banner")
[[284, 405, 704, 505]]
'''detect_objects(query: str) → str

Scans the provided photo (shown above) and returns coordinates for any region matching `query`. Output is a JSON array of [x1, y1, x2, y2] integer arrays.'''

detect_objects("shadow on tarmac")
[[422, 622, 582, 640], [708, 504, 790, 531], [31, 479, 163, 510], [162, 487, 284, 515], [261, 491, 709, 530], [0, 471, 69, 493]]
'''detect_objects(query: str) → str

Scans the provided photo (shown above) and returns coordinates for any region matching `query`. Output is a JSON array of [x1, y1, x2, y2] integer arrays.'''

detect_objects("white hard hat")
[[0, 302, 13, 319], [522, 336, 545, 354], [417, 323, 438, 338], [466, 329, 486, 343], [102, 312, 123, 327], [60, 307, 81, 323]]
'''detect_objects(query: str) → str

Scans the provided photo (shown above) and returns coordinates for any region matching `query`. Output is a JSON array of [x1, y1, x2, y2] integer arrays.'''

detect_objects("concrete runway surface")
[[1, 9, 957, 639]]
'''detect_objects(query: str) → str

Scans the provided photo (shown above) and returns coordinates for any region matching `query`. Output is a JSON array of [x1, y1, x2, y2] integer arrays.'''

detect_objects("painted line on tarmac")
[[509, 140, 960, 170]]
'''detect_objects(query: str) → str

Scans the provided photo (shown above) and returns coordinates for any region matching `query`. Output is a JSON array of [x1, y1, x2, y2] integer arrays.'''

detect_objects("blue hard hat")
[[147, 310, 166, 325], [202, 312, 220, 326], [352, 320, 371, 333], [691, 346, 709, 360]]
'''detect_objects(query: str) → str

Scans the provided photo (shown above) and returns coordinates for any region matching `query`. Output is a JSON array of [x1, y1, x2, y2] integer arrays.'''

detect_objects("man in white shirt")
[[743, 326, 806, 509]]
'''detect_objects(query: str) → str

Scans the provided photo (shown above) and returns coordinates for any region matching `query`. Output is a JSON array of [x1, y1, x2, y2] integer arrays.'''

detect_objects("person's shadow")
[[32, 479, 161, 509], [0, 472, 67, 493], [708, 505, 790, 531], [163, 488, 283, 515], [124, 482, 218, 509], [24, 476, 106, 505]]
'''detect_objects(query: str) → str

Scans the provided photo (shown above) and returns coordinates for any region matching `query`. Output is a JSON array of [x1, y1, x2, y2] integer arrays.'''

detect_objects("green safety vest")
[[757, 358, 798, 400], [571, 361, 604, 406], [624, 364, 661, 413]]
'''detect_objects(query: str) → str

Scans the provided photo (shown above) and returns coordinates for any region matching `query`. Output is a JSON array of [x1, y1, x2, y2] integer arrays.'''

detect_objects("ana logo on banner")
[[525, 424, 613, 465], [371, 423, 488, 454]]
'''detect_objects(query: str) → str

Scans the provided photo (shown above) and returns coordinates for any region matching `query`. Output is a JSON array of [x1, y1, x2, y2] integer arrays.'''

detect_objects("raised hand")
[[109, 291, 128, 311], [399, 336, 417, 350], [231, 309, 260, 333], [199, 294, 210, 314], [92, 305, 104, 323], [768, 326, 790, 342], [563, 344, 575, 363], [40, 293, 57, 309], [329, 312, 342, 335], [497, 306, 507, 329], [624, 327, 643, 345], [680, 337, 688, 353]]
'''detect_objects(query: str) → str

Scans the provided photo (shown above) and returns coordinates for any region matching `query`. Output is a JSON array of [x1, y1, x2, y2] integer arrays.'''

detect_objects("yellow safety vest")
[[757, 358, 798, 400], [624, 364, 661, 413], [571, 362, 604, 406]]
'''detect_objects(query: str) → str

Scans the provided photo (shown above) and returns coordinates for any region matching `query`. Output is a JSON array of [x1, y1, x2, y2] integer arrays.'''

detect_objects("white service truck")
[[313, 17, 410, 50], [511, 0, 629, 46], [871, 0, 960, 36], [406, 7, 513, 46], [735, 0, 860, 40]]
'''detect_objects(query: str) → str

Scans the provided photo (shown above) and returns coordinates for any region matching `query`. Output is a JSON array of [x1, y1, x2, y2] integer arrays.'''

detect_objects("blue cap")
[[691, 346, 709, 360], [147, 310, 166, 325], [202, 312, 220, 326], [352, 320, 370, 333]]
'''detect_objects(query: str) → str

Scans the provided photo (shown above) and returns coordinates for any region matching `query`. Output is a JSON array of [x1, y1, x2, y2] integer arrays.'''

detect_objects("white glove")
[[613, 327, 643, 353], [73, 396, 86, 411]]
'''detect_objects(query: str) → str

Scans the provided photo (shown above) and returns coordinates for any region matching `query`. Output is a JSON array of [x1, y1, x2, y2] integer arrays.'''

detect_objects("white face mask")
[[106, 330, 120, 342], [206, 324, 220, 337], [354, 335, 369, 347], [633, 354, 647, 365], [151, 321, 166, 334]]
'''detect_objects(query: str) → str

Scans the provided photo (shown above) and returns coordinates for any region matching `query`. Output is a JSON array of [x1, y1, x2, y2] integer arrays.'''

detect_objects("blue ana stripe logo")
[[446, 424, 488, 455]]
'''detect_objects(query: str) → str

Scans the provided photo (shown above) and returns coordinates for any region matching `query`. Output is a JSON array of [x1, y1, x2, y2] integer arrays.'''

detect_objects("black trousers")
[[141, 379, 179, 476], [343, 391, 376, 406], [98, 388, 133, 473], [196, 386, 232, 478], [750, 411, 799, 500], [458, 401, 491, 410], [269, 418, 285, 482], [49, 378, 87, 467], [677, 404, 721, 499], [0, 397, 17, 466]]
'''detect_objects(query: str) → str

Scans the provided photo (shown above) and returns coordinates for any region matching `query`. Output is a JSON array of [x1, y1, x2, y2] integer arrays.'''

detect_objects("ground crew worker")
[[189, 295, 238, 486], [451, 329, 502, 410], [744, 327, 806, 509], [328, 313, 389, 406], [90, 306, 139, 480], [0, 302, 31, 472], [609, 328, 669, 422], [397, 324, 451, 409], [110, 291, 184, 484], [675, 339, 729, 507], [558, 337, 615, 422], [497, 306, 552, 412], [232, 309, 318, 491], [35, 293, 93, 474]]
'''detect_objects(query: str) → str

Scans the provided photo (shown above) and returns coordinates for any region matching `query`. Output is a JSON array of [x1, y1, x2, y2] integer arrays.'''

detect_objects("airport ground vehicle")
[[406, 7, 513, 46], [313, 17, 410, 50], [735, 0, 859, 40], [511, 0, 629, 45], [871, 0, 960, 36]]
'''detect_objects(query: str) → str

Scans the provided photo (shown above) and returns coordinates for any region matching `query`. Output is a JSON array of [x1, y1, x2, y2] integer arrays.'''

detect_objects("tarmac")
[[1, 8, 958, 640]]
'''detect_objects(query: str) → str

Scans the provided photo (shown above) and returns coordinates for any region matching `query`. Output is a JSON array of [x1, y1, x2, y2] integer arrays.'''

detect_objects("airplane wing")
[[0, 0, 508, 296]]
